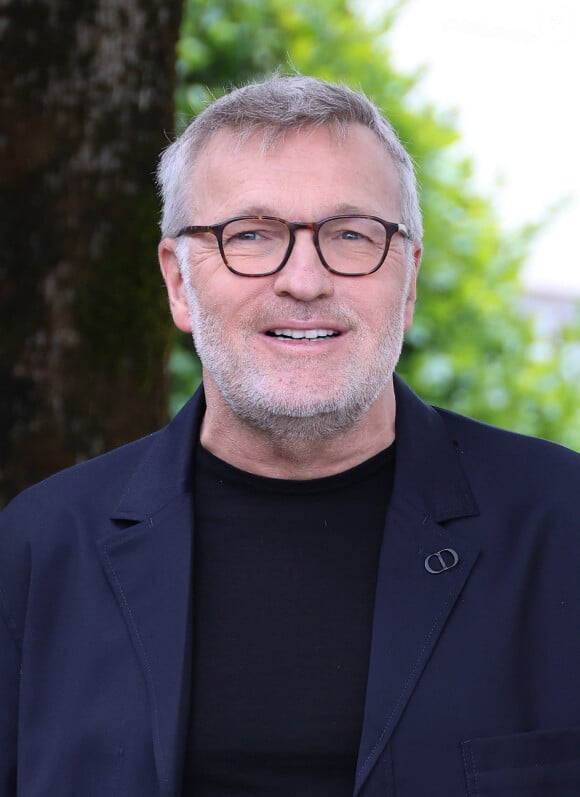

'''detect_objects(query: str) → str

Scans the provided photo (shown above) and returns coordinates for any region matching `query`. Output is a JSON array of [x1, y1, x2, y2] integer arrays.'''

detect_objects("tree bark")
[[0, 0, 184, 506]]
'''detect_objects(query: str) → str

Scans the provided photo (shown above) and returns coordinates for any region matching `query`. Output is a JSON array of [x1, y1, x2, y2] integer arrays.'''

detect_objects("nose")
[[272, 229, 334, 301]]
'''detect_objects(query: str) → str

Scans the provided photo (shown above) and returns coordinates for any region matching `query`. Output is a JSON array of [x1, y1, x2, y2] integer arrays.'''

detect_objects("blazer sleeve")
[[0, 591, 19, 795], [0, 497, 28, 797]]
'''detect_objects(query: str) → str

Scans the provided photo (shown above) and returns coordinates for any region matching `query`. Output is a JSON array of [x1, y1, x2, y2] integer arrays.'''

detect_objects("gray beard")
[[194, 309, 403, 443], [216, 377, 388, 442], [177, 247, 406, 443]]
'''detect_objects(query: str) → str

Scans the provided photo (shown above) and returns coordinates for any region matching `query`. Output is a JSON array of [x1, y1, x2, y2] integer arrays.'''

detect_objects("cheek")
[[365, 294, 409, 343], [191, 275, 261, 327], [350, 282, 404, 329]]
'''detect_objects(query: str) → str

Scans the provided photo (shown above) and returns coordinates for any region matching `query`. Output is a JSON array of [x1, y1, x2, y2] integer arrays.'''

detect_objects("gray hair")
[[156, 75, 423, 242]]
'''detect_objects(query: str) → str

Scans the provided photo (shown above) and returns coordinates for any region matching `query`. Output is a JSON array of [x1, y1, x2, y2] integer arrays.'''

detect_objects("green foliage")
[[168, 334, 203, 416], [170, 0, 580, 450]]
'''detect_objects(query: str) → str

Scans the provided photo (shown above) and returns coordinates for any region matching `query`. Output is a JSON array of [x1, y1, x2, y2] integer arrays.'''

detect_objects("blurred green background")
[[169, 0, 580, 449]]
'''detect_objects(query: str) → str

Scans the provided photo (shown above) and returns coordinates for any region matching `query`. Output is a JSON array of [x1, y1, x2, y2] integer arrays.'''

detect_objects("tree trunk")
[[0, 0, 184, 505]]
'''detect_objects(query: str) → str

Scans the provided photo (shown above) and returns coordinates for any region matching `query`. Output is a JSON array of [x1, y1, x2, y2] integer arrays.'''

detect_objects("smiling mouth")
[[266, 328, 341, 340]]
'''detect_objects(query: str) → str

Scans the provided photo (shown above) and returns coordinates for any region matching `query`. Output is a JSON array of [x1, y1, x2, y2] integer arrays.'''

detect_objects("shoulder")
[[0, 434, 162, 612], [1, 431, 160, 527], [0, 390, 204, 644], [394, 375, 580, 502], [0, 434, 148, 643], [0, 387, 204, 533], [434, 405, 580, 503], [436, 404, 580, 463]]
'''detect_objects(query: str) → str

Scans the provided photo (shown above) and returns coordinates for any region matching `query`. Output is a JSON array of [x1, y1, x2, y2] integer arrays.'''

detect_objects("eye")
[[322, 218, 385, 248], [223, 220, 287, 249], [330, 225, 373, 244], [339, 229, 365, 241], [225, 227, 264, 244]]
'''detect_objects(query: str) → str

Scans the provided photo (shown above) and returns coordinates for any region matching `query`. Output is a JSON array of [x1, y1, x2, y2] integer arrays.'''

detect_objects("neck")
[[199, 381, 397, 480]]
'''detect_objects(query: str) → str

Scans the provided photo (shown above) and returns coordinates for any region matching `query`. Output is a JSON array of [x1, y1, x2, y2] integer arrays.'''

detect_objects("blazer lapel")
[[97, 391, 205, 796], [354, 377, 481, 794]]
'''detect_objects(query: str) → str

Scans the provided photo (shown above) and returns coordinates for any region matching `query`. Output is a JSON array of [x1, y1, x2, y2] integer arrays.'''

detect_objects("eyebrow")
[[332, 202, 378, 216], [231, 205, 278, 217]]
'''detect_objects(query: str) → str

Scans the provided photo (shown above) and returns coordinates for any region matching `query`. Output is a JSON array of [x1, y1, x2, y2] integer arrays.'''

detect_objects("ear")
[[158, 238, 192, 333], [403, 242, 422, 332]]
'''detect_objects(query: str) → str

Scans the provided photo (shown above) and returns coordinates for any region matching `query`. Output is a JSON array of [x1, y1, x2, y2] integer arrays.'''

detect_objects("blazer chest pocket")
[[462, 727, 580, 796]]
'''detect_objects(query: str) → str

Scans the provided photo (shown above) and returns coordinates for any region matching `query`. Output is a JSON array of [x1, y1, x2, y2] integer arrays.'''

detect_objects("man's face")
[[160, 124, 420, 440]]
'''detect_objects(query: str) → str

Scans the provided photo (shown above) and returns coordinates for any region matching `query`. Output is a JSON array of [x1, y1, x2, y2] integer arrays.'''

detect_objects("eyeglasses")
[[175, 215, 409, 277]]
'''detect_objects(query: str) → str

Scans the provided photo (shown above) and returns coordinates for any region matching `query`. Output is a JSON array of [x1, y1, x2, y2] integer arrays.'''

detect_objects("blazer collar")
[[391, 373, 478, 521], [110, 388, 206, 522]]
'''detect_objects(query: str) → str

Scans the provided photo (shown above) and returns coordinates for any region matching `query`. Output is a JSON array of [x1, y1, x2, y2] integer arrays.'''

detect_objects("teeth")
[[271, 328, 338, 340]]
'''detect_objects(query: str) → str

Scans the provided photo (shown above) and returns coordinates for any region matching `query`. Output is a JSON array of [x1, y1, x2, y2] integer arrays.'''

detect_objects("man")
[[1, 75, 580, 797]]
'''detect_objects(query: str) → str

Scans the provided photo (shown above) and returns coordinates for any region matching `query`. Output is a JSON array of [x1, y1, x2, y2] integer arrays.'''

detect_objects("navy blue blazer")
[[2, 375, 580, 796]]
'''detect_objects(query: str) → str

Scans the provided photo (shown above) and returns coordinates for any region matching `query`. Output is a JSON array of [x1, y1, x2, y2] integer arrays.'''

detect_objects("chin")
[[221, 383, 387, 442]]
